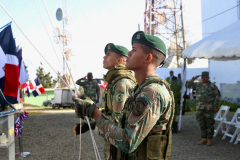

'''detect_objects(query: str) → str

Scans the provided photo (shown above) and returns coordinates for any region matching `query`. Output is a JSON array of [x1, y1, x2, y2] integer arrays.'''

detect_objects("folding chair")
[[222, 108, 240, 143], [234, 125, 240, 145], [213, 105, 230, 137]]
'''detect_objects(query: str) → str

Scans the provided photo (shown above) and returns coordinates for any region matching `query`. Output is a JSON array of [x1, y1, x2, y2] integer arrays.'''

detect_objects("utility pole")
[[173, 0, 179, 68], [149, 0, 152, 35], [180, 0, 186, 50]]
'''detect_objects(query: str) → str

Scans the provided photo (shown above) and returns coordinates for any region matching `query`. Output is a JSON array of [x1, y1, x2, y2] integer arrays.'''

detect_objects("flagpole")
[[178, 58, 187, 131], [0, 2, 74, 95]]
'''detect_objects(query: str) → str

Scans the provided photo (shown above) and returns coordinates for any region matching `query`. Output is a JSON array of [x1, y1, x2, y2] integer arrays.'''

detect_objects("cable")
[[202, 4, 240, 23], [186, 3, 240, 28], [34, 0, 64, 78], [0, 89, 16, 110], [79, 118, 81, 160], [0, 2, 73, 95], [42, 0, 77, 94], [85, 116, 101, 160]]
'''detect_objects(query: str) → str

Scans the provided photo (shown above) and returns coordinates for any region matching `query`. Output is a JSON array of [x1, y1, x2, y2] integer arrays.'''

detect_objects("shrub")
[[184, 98, 240, 112]]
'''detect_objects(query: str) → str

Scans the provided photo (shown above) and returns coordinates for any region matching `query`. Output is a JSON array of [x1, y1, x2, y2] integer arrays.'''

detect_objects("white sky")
[[0, 0, 202, 83]]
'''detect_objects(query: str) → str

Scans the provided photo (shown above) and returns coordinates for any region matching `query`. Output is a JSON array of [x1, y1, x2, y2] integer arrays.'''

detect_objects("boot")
[[197, 138, 207, 145], [206, 139, 212, 146]]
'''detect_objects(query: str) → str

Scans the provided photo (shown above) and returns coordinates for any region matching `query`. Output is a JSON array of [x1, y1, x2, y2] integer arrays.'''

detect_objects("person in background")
[[186, 71, 220, 146], [166, 70, 177, 83], [76, 72, 100, 103]]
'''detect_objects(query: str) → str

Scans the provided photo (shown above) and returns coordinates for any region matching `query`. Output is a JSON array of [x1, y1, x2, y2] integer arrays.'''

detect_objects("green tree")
[[23, 61, 29, 80], [36, 63, 57, 88]]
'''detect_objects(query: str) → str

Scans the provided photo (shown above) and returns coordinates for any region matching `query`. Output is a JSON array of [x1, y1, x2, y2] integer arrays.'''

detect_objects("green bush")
[[219, 100, 240, 112], [185, 99, 240, 112]]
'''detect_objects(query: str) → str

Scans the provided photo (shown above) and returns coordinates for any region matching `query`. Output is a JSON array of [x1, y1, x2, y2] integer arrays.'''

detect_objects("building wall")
[[24, 90, 54, 107], [201, 0, 240, 90], [201, 0, 239, 38]]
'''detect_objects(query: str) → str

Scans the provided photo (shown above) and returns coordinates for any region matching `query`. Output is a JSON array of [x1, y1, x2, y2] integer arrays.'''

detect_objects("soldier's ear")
[[145, 53, 153, 63]]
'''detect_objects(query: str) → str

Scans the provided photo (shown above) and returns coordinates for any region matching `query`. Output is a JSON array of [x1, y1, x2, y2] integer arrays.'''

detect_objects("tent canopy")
[[182, 20, 240, 61]]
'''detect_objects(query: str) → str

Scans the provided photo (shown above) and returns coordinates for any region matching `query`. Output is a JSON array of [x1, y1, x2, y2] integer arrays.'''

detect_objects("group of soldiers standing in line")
[[72, 31, 220, 160]]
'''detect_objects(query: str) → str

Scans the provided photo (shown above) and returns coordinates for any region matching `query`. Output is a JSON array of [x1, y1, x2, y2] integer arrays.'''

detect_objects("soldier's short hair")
[[141, 44, 165, 67]]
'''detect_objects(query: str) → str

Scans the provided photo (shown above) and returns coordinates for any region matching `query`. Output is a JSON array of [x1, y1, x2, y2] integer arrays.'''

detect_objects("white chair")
[[213, 105, 230, 137], [221, 108, 240, 142], [234, 125, 240, 145]]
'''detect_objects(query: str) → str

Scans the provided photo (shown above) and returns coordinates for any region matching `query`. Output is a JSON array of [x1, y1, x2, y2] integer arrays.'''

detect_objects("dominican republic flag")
[[16, 48, 29, 101], [21, 81, 34, 97], [96, 79, 107, 90], [32, 77, 45, 97], [22, 77, 45, 97], [0, 24, 19, 110]]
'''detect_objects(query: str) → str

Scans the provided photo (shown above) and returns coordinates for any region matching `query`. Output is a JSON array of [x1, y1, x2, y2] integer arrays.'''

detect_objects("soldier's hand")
[[73, 122, 96, 136], [72, 94, 81, 100], [96, 99, 99, 103], [73, 123, 82, 136], [74, 98, 96, 118], [194, 75, 201, 80], [214, 107, 219, 113]]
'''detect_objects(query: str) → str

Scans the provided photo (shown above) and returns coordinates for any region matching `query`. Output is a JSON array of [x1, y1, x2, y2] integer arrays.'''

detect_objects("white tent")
[[162, 53, 184, 68], [182, 20, 240, 61]]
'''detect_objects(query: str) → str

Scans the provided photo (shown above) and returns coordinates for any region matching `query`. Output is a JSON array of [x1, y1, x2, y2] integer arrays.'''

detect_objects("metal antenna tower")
[[54, 0, 72, 87], [144, 0, 186, 68]]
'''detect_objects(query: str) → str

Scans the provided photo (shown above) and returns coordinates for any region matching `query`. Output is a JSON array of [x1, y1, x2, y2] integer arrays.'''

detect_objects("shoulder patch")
[[132, 98, 148, 116], [115, 93, 125, 103]]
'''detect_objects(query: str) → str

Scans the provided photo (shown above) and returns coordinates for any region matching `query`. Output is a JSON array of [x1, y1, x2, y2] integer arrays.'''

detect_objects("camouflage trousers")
[[196, 109, 215, 139], [104, 141, 111, 160]]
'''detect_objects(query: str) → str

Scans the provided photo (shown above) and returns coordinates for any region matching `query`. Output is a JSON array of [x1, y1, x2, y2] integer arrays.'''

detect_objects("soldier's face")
[[126, 43, 147, 71], [103, 51, 119, 69], [201, 75, 209, 83], [87, 75, 93, 81]]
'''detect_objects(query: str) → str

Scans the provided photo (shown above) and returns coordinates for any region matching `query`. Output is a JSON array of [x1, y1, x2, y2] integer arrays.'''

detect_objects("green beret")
[[104, 43, 129, 57], [87, 72, 93, 76], [201, 71, 209, 77], [131, 31, 166, 56]]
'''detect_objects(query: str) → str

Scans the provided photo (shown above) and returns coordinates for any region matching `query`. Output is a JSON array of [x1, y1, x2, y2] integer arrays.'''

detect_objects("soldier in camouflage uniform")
[[76, 72, 100, 103], [186, 71, 220, 146], [74, 43, 136, 160], [73, 31, 174, 160]]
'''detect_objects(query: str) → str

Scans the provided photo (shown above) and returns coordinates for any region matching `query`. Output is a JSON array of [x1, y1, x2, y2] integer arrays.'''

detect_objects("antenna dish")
[[53, 28, 61, 44], [56, 8, 63, 21]]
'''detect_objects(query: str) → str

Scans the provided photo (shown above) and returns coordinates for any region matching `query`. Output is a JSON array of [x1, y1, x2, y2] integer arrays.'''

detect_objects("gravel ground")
[[1, 107, 240, 160]]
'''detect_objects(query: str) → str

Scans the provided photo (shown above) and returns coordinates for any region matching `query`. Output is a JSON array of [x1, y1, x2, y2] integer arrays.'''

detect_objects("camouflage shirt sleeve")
[[186, 77, 197, 90], [76, 79, 85, 87], [212, 83, 220, 108], [96, 83, 172, 154], [111, 79, 133, 113]]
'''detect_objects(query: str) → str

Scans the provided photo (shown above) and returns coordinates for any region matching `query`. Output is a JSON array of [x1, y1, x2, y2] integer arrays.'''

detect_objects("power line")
[[186, 3, 240, 28], [202, 4, 240, 23]]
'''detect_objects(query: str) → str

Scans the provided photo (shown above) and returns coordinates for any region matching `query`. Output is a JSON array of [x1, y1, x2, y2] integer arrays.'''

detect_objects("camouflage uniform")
[[102, 77, 136, 160], [186, 77, 220, 139], [96, 74, 173, 159], [76, 80, 100, 103]]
